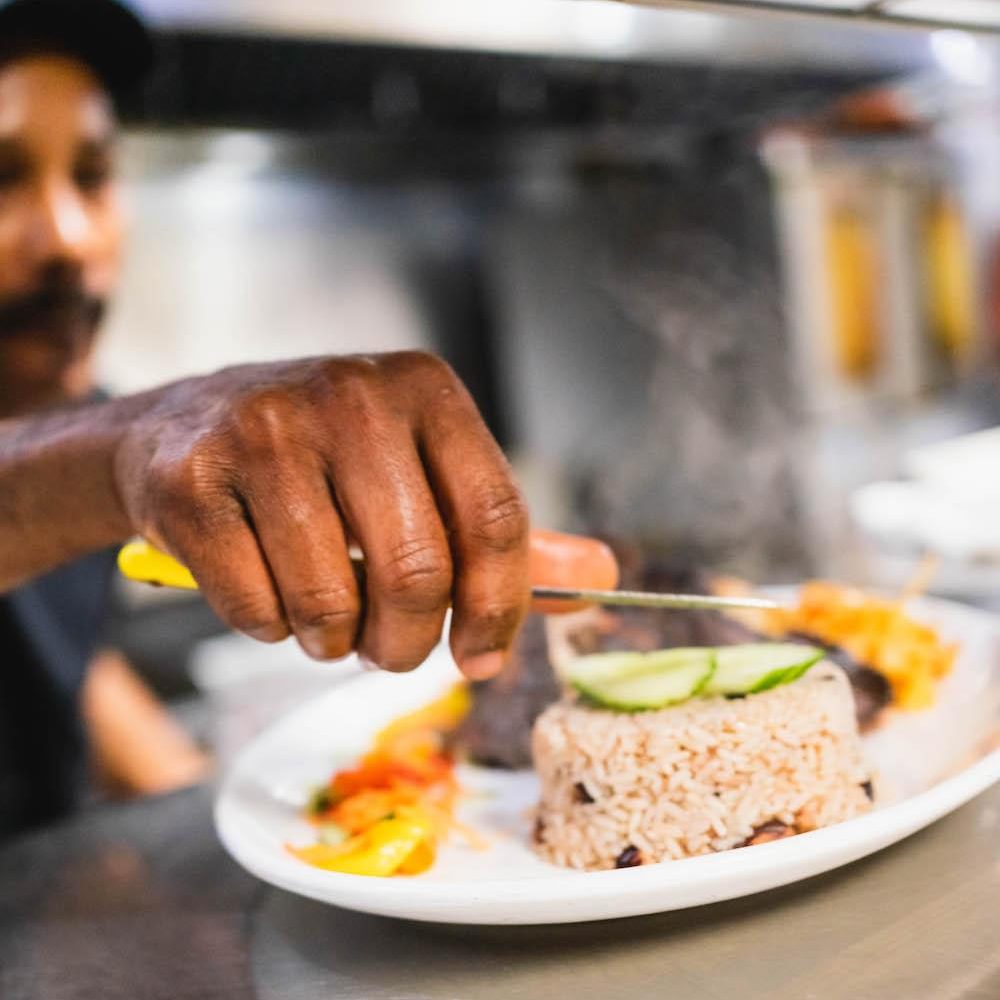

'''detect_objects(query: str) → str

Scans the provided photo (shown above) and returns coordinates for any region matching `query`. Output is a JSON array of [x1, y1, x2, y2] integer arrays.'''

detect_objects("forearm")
[[82, 650, 210, 797], [0, 393, 150, 591]]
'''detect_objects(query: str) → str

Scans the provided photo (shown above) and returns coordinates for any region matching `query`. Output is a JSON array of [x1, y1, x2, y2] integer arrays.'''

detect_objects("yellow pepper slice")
[[374, 684, 471, 747], [395, 836, 436, 875], [289, 814, 436, 877]]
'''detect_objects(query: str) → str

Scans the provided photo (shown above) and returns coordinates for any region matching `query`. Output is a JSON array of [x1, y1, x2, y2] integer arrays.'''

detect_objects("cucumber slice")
[[569, 648, 716, 712], [702, 643, 824, 697], [567, 651, 656, 687]]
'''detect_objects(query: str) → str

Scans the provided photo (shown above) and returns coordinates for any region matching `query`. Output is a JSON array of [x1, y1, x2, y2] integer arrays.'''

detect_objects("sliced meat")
[[450, 614, 560, 769], [784, 630, 892, 730], [564, 558, 762, 657]]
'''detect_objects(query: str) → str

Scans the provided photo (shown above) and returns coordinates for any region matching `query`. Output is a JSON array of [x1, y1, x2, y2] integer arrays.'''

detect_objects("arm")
[[2, 351, 617, 679], [82, 650, 210, 797], [1, 353, 533, 679], [0, 393, 149, 591]]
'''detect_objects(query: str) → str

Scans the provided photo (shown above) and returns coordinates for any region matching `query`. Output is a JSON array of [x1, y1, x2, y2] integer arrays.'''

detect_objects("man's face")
[[0, 54, 122, 414]]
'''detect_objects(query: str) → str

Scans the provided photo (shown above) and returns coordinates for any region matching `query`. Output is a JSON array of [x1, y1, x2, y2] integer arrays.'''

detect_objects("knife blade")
[[117, 540, 777, 612], [530, 586, 777, 612]]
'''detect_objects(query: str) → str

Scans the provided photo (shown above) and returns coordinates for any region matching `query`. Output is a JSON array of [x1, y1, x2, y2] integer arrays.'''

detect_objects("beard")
[[0, 272, 107, 415], [0, 280, 106, 346]]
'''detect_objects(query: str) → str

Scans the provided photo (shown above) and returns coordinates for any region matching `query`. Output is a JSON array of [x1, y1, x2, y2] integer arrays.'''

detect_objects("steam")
[[572, 154, 810, 580]]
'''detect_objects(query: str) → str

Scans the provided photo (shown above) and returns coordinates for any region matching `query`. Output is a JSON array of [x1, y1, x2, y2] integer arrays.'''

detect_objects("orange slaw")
[[287, 684, 475, 876]]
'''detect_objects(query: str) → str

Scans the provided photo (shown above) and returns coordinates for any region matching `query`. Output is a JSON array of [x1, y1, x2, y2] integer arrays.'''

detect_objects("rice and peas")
[[531, 661, 872, 871]]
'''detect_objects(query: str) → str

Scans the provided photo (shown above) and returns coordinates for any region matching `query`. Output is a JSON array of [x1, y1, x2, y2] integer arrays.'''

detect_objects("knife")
[[117, 540, 777, 612]]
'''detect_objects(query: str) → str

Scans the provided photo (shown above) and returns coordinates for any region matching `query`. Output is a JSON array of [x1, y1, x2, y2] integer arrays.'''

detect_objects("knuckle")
[[288, 584, 360, 634], [148, 459, 204, 526], [151, 451, 240, 534], [384, 351, 457, 389], [230, 390, 298, 453], [317, 356, 380, 401], [467, 599, 524, 638], [149, 466, 192, 520], [469, 487, 530, 552], [379, 539, 452, 611], [151, 451, 197, 499], [222, 592, 286, 637], [310, 359, 388, 428], [241, 388, 294, 426]]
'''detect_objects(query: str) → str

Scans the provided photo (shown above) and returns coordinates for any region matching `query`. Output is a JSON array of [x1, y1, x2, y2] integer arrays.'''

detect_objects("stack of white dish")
[[851, 427, 1000, 598]]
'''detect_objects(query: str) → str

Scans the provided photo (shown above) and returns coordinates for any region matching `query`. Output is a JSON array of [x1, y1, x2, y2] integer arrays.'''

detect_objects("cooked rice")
[[532, 661, 872, 870]]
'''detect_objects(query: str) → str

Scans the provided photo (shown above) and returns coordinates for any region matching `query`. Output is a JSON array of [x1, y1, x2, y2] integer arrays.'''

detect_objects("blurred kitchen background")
[[96, 0, 1000, 758]]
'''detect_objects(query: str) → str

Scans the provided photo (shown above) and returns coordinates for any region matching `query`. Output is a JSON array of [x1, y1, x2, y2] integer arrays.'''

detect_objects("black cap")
[[0, 0, 154, 96]]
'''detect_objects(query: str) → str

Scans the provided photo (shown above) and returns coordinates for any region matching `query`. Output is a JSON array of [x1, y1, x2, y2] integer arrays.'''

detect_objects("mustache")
[[0, 283, 105, 338]]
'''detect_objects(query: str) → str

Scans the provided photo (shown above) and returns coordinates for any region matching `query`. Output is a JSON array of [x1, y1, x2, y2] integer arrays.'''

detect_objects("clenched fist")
[[114, 352, 535, 678]]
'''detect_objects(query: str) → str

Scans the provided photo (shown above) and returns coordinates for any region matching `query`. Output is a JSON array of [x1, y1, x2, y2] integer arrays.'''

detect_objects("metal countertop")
[[2, 780, 999, 999]]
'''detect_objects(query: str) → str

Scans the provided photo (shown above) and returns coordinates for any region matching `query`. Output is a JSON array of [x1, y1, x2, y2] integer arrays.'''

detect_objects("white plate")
[[215, 594, 1000, 925]]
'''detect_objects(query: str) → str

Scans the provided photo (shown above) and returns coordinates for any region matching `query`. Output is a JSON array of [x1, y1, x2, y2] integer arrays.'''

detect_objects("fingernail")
[[296, 629, 333, 661], [460, 651, 505, 680], [358, 654, 381, 672], [246, 624, 288, 644]]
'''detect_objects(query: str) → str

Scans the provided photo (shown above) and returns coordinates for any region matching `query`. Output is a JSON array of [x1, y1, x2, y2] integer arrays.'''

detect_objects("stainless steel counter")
[[2, 781, 999, 1000]]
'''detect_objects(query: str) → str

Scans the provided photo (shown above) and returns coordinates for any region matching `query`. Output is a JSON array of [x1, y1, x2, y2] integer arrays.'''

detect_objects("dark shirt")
[[0, 549, 116, 839]]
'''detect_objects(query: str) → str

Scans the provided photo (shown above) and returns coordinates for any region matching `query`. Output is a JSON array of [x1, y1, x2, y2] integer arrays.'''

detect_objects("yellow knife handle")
[[118, 540, 200, 591], [119, 539, 366, 593]]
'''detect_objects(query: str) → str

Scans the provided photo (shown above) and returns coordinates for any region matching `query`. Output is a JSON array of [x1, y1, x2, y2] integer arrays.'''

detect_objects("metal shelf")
[[132, 0, 934, 71], [628, 1, 1000, 33]]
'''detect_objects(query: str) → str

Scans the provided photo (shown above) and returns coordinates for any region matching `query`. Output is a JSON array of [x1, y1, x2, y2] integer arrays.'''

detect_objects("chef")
[[0, 0, 617, 837]]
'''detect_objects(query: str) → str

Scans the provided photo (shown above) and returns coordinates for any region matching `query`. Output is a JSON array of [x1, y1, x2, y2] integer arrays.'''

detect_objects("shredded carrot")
[[764, 581, 957, 710]]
